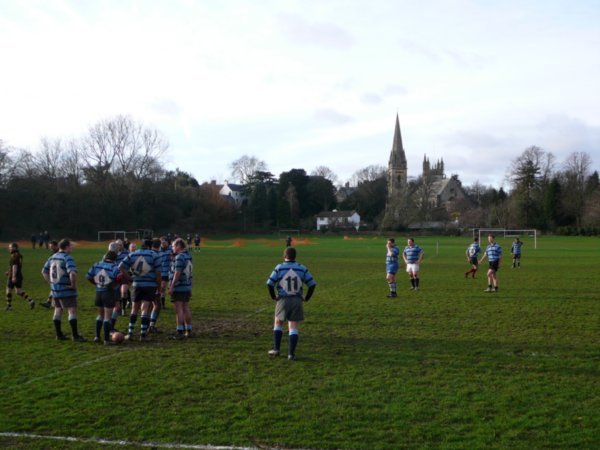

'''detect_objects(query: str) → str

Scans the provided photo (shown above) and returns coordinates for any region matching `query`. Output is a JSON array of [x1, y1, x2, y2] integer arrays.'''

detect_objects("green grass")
[[1, 235, 599, 449]]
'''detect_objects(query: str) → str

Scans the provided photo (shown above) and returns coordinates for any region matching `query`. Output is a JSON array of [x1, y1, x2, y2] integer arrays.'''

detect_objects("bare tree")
[[62, 139, 84, 184], [35, 137, 65, 178], [82, 115, 168, 182], [0, 140, 14, 186], [311, 166, 338, 185], [349, 165, 386, 186], [229, 155, 268, 184], [464, 180, 487, 206], [11, 149, 37, 177]]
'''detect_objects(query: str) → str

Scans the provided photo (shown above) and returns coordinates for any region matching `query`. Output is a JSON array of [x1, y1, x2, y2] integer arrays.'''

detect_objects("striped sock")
[[140, 315, 150, 336], [128, 314, 137, 335]]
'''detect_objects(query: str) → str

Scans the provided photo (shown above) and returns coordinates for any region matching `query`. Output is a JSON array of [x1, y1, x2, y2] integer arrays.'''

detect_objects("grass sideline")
[[1, 235, 599, 449]]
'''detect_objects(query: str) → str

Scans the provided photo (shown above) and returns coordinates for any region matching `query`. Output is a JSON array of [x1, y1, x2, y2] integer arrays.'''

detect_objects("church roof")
[[389, 114, 407, 168]]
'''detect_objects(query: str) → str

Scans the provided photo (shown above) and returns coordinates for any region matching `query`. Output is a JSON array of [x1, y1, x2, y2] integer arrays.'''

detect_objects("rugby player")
[[465, 237, 481, 278], [115, 239, 130, 315], [119, 239, 161, 341], [5, 242, 35, 310], [403, 238, 424, 290], [168, 238, 193, 339], [385, 238, 399, 298], [86, 251, 121, 345], [148, 238, 164, 333], [479, 234, 502, 292], [511, 237, 523, 268], [266, 246, 316, 360], [41, 239, 86, 341]]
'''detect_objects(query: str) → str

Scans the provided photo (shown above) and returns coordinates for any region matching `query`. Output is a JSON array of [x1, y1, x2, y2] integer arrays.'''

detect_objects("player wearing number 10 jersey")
[[266, 247, 316, 360]]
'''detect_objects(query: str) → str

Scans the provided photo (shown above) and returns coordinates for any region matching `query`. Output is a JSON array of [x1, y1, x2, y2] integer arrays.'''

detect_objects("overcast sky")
[[1, 0, 599, 188]]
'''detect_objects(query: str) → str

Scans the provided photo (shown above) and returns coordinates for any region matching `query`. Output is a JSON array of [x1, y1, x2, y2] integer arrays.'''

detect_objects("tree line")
[[1, 117, 598, 239]]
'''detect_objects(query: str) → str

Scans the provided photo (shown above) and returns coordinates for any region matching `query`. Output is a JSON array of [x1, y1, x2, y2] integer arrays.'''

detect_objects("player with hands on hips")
[[403, 238, 424, 290], [266, 247, 316, 361]]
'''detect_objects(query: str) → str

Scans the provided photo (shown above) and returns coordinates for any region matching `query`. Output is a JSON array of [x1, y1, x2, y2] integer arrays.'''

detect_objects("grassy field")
[[0, 235, 599, 449]]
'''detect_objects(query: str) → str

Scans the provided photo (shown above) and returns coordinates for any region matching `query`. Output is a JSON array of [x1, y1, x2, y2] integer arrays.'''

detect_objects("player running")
[[479, 234, 502, 293], [385, 238, 400, 298], [5, 242, 36, 311], [266, 246, 316, 360], [403, 238, 424, 290], [465, 237, 481, 279]]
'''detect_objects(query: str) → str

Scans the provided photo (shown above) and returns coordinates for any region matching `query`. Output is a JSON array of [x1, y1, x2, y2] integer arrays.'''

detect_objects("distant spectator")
[[43, 231, 50, 249], [31, 234, 37, 250]]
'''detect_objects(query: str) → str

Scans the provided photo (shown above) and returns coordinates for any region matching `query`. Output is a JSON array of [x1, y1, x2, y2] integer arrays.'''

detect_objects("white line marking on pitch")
[[0, 432, 261, 450]]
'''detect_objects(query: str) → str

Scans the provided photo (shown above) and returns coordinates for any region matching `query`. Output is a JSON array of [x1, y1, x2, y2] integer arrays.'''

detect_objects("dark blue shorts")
[[386, 264, 398, 275], [132, 286, 156, 303]]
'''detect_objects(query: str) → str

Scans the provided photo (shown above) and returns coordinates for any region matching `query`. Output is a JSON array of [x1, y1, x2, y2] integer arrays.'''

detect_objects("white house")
[[219, 181, 245, 207], [316, 210, 361, 231]]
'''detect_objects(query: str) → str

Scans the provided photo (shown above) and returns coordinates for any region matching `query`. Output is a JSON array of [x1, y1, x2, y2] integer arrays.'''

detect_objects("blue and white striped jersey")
[[119, 248, 161, 288], [170, 251, 193, 292], [467, 242, 481, 258], [160, 247, 172, 278], [511, 241, 523, 255], [485, 243, 503, 262], [42, 251, 77, 298], [403, 245, 424, 263], [267, 261, 316, 298], [115, 249, 129, 266], [86, 260, 120, 293], [386, 246, 400, 265]]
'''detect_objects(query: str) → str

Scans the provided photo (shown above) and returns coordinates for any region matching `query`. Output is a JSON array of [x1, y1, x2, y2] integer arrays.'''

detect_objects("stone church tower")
[[382, 114, 408, 229]]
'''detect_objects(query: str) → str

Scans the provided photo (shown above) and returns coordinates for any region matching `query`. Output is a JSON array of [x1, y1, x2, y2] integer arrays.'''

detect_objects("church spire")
[[383, 114, 409, 230], [389, 114, 407, 169]]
